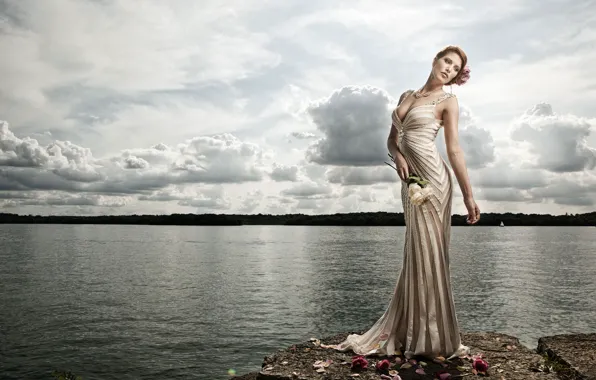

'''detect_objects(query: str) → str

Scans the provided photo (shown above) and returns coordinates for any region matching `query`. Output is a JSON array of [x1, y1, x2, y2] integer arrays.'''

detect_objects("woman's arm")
[[442, 96, 473, 197], [387, 91, 411, 180], [442, 96, 480, 223]]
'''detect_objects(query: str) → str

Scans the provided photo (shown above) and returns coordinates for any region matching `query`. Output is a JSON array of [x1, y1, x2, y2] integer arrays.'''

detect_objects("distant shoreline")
[[1, 211, 594, 226]]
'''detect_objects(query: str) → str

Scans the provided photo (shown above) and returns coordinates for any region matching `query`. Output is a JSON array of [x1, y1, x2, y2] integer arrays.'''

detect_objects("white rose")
[[408, 183, 422, 197], [410, 192, 424, 205], [420, 186, 433, 200]]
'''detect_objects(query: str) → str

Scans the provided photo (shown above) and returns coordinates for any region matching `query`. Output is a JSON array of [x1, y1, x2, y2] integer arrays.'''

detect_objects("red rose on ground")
[[472, 358, 489, 373], [351, 355, 368, 371], [375, 359, 391, 371]]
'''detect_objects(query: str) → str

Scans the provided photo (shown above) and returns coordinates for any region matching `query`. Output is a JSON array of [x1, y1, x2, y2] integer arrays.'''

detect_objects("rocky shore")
[[233, 331, 595, 380]]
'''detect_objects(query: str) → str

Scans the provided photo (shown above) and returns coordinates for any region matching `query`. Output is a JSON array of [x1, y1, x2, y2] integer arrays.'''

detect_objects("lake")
[[1, 224, 595, 380]]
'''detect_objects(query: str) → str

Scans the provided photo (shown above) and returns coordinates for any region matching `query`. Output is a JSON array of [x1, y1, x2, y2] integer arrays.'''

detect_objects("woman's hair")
[[435, 45, 468, 86]]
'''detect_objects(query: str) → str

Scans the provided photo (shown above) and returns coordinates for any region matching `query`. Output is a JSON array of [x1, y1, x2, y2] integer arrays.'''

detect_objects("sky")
[[1, 0, 595, 216]]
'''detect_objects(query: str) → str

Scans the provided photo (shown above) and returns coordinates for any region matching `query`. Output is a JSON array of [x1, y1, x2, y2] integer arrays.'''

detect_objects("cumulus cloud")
[[305, 87, 495, 186], [178, 186, 231, 210], [281, 182, 334, 199], [0, 191, 128, 208], [0, 121, 265, 196], [510, 103, 596, 173], [470, 104, 596, 206], [475, 160, 548, 190], [476, 188, 533, 203], [436, 105, 495, 169], [327, 166, 395, 186], [2, 1, 595, 216], [269, 163, 299, 182], [302, 163, 328, 181], [239, 190, 264, 213], [290, 131, 317, 140], [0, 121, 102, 182], [138, 185, 231, 210], [306, 85, 393, 166], [528, 177, 596, 206], [170, 134, 265, 183], [122, 155, 150, 170], [337, 187, 381, 212], [279, 181, 338, 213]]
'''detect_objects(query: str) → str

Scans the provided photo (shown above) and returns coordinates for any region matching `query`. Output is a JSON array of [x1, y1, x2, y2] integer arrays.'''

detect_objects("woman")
[[327, 45, 480, 360]]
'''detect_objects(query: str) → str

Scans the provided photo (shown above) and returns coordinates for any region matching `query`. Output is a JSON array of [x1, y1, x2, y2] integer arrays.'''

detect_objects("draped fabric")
[[327, 91, 468, 359]]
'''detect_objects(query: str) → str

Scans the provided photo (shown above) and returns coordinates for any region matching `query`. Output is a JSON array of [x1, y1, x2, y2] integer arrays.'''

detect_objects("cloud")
[[177, 186, 231, 211], [302, 163, 328, 181], [476, 188, 532, 203], [281, 182, 334, 199], [1, 121, 102, 183], [2, 1, 595, 216], [0, 121, 266, 196], [528, 176, 596, 206], [305, 86, 496, 177], [469, 103, 596, 206], [239, 190, 264, 213], [436, 105, 495, 169], [336, 186, 382, 212], [510, 103, 596, 172], [269, 163, 299, 182], [305, 85, 394, 166], [122, 155, 150, 170], [475, 160, 548, 190], [290, 131, 317, 140], [0, 191, 128, 207], [327, 166, 395, 186], [1, 0, 280, 94], [137, 185, 232, 211], [0, 0, 280, 156]]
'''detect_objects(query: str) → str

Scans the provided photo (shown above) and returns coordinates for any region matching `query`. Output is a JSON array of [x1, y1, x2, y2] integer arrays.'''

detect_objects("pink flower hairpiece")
[[455, 65, 471, 86]]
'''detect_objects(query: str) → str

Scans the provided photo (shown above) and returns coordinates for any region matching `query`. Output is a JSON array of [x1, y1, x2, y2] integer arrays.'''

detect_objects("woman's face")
[[433, 52, 462, 84]]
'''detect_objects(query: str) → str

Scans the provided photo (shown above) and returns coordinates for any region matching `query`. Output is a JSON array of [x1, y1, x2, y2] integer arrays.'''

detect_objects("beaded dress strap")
[[432, 92, 456, 105]]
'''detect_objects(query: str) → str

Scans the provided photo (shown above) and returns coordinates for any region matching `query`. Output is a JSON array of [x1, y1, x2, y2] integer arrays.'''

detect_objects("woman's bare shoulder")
[[398, 89, 415, 105]]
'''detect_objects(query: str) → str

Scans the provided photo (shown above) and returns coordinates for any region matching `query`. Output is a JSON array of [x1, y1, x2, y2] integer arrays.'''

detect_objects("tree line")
[[0, 211, 595, 226]]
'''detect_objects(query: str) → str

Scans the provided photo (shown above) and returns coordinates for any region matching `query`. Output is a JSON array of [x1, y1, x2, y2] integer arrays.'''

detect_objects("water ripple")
[[0, 225, 594, 380]]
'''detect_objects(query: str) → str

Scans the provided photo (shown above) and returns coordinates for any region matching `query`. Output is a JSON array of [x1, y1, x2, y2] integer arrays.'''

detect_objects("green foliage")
[[406, 174, 429, 187]]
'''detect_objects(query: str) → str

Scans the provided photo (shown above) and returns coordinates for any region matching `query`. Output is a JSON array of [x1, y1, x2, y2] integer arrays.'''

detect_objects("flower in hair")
[[455, 65, 471, 86]]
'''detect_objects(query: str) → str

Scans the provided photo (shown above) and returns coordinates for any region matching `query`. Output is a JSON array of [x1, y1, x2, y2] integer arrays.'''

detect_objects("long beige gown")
[[329, 90, 468, 359]]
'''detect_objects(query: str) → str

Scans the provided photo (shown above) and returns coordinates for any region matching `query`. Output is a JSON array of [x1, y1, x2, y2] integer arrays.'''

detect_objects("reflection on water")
[[1, 225, 594, 380]]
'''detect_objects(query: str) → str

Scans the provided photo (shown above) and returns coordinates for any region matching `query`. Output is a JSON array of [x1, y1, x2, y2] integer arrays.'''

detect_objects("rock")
[[234, 331, 560, 379], [537, 333, 596, 379]]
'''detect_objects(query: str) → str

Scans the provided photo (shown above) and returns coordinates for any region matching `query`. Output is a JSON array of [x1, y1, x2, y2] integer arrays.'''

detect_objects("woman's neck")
[[420, 75, 444, 94]]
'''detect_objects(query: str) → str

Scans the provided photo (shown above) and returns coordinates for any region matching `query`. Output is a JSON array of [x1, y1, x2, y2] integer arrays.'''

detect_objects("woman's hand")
[[393, 152, 409, 181], [464, 196, 480, 224]]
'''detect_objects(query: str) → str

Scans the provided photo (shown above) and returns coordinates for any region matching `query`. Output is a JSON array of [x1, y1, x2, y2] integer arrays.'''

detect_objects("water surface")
[[1, 224, 594, 379]]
